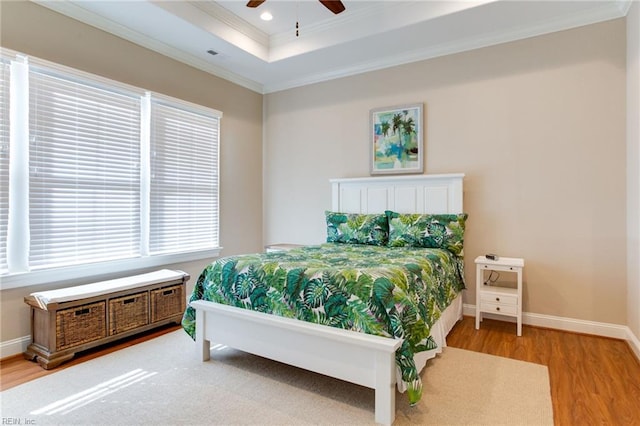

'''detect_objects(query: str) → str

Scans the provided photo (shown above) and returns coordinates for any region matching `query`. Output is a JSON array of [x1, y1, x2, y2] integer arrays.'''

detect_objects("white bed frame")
[[192, 173, 465, 425]]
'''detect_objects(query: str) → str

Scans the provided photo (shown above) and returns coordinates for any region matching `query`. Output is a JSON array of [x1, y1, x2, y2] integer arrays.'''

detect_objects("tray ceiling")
[[34, 0, 631, 93]]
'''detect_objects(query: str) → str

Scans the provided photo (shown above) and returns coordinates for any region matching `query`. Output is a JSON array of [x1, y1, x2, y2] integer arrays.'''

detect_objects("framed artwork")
[[370, 103, 423, 175]]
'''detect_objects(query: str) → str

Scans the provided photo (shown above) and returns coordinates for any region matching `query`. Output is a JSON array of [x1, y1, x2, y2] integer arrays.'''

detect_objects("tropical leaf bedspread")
[[182, 243, 465, 405]]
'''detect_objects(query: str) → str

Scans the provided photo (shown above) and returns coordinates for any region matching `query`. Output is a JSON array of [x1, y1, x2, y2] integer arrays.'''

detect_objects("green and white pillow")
[[325, 211, 389, 246], [385, 211, 468, 256]]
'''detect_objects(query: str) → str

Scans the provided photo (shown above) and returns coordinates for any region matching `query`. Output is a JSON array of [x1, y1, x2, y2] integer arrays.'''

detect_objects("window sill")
[[0, 248, 222, 290]]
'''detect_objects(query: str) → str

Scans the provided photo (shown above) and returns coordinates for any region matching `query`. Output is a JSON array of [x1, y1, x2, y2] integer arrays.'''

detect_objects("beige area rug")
[[1, 330, 553, 425]]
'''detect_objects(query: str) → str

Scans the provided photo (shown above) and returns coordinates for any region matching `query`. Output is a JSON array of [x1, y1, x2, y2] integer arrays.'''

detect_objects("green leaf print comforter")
[[182, 243, 465, 405]]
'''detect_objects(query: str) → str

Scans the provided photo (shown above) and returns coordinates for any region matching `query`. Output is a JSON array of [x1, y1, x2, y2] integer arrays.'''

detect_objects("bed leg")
[[374, 351, 396, 426], [195, 307, 210, 361]]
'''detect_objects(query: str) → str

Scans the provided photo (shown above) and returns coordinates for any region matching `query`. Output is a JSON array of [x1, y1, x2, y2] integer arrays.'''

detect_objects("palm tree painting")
[[370, 103, 423, 174]]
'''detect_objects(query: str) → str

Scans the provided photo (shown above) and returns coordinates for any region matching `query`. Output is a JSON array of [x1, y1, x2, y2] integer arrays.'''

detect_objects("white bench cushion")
[[30, 269, 187, 309]]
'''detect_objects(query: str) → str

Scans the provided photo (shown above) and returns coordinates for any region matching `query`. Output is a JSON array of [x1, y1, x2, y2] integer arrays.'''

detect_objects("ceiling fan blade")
[[246, 0, 265, 8], [319, 0, 345, 15]]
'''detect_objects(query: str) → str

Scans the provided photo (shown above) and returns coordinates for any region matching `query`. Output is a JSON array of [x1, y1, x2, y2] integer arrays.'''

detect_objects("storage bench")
[[24, 269, 190, 369]]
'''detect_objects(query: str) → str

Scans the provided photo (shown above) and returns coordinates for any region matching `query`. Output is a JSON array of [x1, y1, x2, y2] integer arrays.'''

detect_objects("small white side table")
[[475, 255, 525, 336]]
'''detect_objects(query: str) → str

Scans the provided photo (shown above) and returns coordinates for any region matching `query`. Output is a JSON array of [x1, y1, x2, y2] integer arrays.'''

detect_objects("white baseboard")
[[626, 327, 640, 361], [0, 335, 31, 359], [463, 304, 640, 362]]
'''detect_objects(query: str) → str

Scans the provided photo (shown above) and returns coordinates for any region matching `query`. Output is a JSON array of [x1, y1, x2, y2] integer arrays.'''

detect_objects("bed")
[[182, 174, 466, 425]]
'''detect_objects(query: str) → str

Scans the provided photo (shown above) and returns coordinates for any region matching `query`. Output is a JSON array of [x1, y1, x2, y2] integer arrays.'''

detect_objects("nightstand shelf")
[[475, 256, 524, 336]]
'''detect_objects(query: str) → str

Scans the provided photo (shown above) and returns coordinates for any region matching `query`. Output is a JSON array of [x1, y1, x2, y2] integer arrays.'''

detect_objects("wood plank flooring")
[[2, 317, 639, 425], [0, 324, 181, 391], [447, 316, 640, 426]]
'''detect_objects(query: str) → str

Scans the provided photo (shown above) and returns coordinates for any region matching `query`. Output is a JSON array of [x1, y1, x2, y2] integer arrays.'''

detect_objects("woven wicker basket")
[[108, 292, 149, 335], [56, 301, 107, 351], [151, 284, 184, 322]]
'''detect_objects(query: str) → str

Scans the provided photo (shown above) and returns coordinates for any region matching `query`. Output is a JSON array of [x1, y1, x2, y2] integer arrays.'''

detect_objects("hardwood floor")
[[2, 317, 639, 425], [447, 316, 640, 426], [0, 324, 181, 391]]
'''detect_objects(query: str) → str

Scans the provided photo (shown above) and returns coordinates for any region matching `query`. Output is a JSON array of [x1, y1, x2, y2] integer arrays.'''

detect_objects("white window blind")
[[0, 59, 9, 274], [28, 67, 142, 270], [0, 51, 222, 288], [149, 98, 219, 255]]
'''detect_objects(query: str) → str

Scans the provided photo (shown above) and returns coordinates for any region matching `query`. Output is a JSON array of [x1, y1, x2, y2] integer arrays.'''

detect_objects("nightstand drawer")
[[480, 302, 518, 316], [478, 263, 522, 273], [480, 292, 517, 306]]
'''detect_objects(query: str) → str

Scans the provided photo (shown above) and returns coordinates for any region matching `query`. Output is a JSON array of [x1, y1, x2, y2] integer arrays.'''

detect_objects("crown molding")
[[189, 0, 269, 48], [618, 0, 633, 16], [150, 1, 269, 61], [32, 0, 264, 93], [263, 0, 629, 93], [269, 2, 394, 50], [30, 0, 631, 96]]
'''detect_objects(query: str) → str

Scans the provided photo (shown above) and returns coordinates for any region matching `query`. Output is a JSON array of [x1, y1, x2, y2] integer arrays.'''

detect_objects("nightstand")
[[475, 255, 524, 336], [264, 243, 304, 253]]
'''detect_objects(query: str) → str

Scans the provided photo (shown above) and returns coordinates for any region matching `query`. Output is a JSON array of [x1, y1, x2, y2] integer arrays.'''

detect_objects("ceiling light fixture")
[[260, 11, 273, 21]]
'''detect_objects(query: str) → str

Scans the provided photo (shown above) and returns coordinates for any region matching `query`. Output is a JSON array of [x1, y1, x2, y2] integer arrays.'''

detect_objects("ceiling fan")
[[246, 0, 346, 15]]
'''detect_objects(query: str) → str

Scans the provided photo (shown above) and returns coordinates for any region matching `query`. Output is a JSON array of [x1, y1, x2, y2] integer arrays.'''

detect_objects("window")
[[149, 98, 219, 255], [29, 66, 142, 270], [0, 50, 222, 288]]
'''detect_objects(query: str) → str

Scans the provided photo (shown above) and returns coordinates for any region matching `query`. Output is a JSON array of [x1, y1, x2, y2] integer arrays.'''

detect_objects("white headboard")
[[330, 174, 464, 214]]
